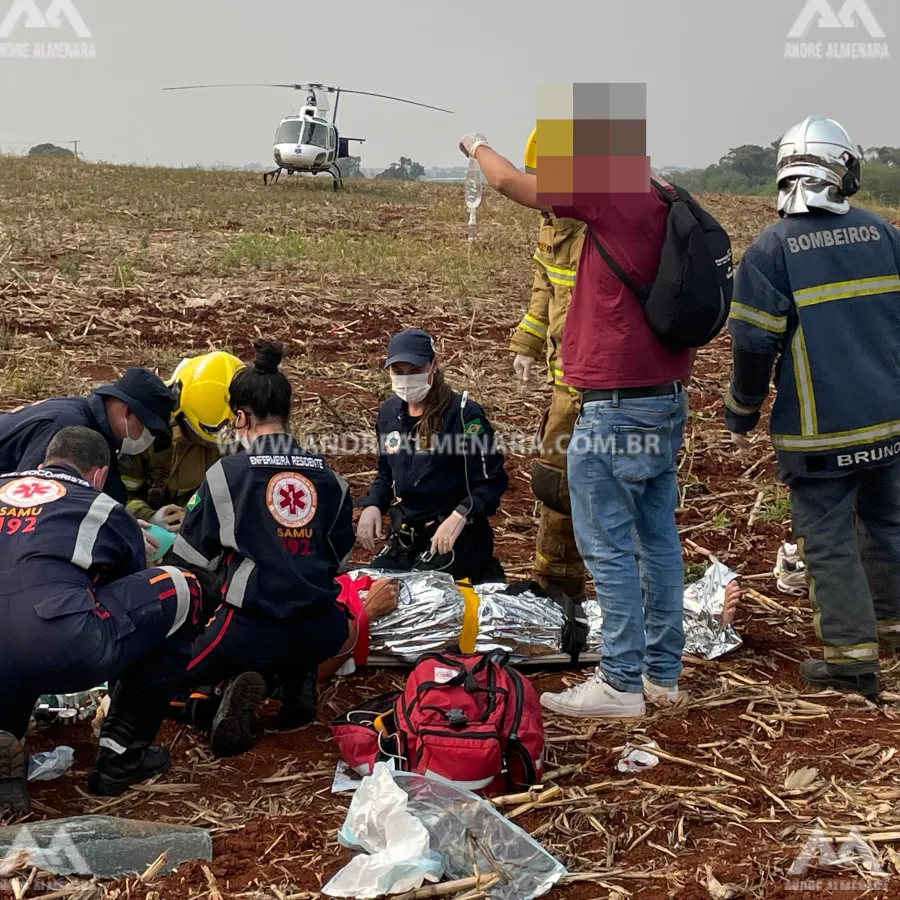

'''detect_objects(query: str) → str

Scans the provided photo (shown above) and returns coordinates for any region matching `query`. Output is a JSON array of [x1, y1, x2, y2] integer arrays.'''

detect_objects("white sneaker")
[[642, 674, 679, 706], [540, 670, 646, 719], [774, 542, 808, 596]]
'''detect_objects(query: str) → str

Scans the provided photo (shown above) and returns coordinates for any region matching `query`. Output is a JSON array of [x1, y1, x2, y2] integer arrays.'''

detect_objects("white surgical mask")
[[120, 421, 154, 456], [391, 373, 432, 404]]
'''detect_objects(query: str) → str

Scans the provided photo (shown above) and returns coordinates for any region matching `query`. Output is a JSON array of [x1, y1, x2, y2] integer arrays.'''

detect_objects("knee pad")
[[531, 460, 571, 515]]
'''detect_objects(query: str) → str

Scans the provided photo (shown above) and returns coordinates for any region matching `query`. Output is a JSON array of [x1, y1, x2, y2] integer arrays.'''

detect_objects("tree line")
[[668, 143, 900, 207]]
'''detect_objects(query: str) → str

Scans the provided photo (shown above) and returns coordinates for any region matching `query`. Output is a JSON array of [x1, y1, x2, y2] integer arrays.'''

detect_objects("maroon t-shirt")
[[553, 189, 693, 390]]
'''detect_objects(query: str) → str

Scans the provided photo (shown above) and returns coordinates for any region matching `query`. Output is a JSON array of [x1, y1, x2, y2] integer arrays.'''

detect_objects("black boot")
[[88, 669, 177, 796], [88, 745, 170, 797], [271, 671, 318, 732], [0, 731, 29, 813], [800, 659, 880, 698], [209, 672, 266, 758]]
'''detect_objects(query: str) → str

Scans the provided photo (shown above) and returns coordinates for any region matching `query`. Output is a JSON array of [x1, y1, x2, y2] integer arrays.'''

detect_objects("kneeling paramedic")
[[724, 116, 900, 698], [356, 329, 509, 584], [170, 340, 355, 757], [0, 427, 205, 812]]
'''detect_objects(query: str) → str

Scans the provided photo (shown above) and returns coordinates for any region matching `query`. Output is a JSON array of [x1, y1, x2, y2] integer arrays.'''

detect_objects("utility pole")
[[72, 140, 79, 163]]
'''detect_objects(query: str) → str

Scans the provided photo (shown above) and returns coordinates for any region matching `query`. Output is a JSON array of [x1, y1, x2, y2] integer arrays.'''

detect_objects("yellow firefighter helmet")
[[525, 127, 537, 174], [168, 351, 245, 443]]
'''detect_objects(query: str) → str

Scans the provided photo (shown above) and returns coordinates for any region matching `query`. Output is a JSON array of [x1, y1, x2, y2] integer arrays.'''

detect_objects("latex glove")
[[356, 506, 384, 552], [150, 504, 184, 532], [459, 133, 490, 158], [364, 578, 400, 620], [431, 511, 466, 556], [137, 519, 160, 561], [728, 431, 751, 450], [513, 354, 534, 383]]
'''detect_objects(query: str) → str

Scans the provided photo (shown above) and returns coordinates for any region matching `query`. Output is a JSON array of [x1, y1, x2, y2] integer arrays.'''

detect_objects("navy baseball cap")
[[94, 368, 175, 449], [384, 329, 436, 369]]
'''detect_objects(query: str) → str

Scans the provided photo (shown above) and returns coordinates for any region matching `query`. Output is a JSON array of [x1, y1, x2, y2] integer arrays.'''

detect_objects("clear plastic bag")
[[393, 771, 566, 900]]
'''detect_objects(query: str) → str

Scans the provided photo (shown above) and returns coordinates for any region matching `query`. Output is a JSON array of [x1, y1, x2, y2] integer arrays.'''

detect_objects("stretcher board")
[[363, 651, 603, 669]]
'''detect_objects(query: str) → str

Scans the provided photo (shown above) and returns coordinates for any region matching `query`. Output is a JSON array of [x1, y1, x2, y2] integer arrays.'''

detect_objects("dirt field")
[[2, 158, 900, 900]]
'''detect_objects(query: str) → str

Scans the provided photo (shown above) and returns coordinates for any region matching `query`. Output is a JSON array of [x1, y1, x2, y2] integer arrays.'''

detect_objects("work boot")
[[88, 746, 170, 796], [272, 671, 318, 732], [877, 625, 900, 655], [209, 672, 266, 758], [0, 731, 30, 813], [799, 659, 880, 698]]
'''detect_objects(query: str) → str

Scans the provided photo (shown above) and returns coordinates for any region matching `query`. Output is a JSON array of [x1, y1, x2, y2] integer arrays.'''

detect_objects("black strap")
[[589, 230, 649, 304], [588, 179, 677, 305]]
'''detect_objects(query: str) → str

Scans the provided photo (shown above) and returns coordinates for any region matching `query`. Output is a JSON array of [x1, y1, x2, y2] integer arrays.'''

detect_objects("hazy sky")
[[1, 0, 898, 169]]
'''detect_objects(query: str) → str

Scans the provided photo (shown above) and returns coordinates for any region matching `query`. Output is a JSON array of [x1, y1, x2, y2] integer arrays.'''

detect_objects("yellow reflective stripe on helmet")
[[794, 274, 900, 308], [724, 387, 761, 417], [771, 418, 900, 451], [791, 325, 818, 437], [822, 643, 879, 663], [728, 301, 788, 334], [519, 314, 548, 340]]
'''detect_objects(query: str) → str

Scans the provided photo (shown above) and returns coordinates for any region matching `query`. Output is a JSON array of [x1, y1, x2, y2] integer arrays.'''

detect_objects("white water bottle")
[[464, 156, 483, 241]]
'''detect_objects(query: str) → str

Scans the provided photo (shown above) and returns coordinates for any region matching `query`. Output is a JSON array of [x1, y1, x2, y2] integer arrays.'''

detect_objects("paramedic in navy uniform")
[[356, 329, 509, 584], [170, 339, 355, 757], [0, 427, 205, 812]]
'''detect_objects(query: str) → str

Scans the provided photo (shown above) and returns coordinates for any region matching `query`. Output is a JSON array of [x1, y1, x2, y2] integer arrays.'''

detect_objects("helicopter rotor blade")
[[334, 88, 454, 114], [162, 82, 453, 113], [162, 83, 307, 91]]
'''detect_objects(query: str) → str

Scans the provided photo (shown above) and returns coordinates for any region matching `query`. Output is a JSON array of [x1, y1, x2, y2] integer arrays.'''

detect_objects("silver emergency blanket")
[[584, 562, 742, 661], [349, 570, 566, 663], [682, 561, 742, 659], [472, 582, 564, 660], [349, 570, 465, 663], [351, 562, 741, 664]]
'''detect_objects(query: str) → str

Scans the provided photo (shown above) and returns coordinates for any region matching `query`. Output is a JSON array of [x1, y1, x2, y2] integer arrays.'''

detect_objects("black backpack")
[[590, 181, 733, 349]]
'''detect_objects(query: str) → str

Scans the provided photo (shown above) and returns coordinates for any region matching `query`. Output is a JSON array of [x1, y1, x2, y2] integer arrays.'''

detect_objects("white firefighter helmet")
[[776, 116, 861, 216]]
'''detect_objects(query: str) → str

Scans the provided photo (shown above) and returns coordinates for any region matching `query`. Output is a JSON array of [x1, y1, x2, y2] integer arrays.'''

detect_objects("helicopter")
[[162, 82, 454, 190]]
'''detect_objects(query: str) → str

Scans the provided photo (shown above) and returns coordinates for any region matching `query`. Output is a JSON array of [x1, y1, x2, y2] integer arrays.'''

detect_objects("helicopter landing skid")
[[262, 165, 344, 190], [327, 164, 343, 192]]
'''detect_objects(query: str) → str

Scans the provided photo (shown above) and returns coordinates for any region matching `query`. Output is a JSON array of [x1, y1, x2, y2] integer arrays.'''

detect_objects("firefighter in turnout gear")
[[509, 128, 587, 600], [724, 116, 900, 698], [171, 340, 355, 757], [357, 329, 509, 584], [0, 427, 205, 812], [121, 352, 245, 532]]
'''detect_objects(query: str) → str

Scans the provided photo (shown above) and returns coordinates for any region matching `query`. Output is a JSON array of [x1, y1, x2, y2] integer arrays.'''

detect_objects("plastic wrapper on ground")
[[472, 583, 564, 660], [584, 563, 742, 661], [325, 764, 443, 898], [393, 770, 567, 899], [348, 569, 465, 663], [0, 815, 212, 878]]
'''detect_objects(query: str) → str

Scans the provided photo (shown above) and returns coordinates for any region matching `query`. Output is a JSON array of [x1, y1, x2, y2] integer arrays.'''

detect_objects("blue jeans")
[[568, 391, 688, 693]]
